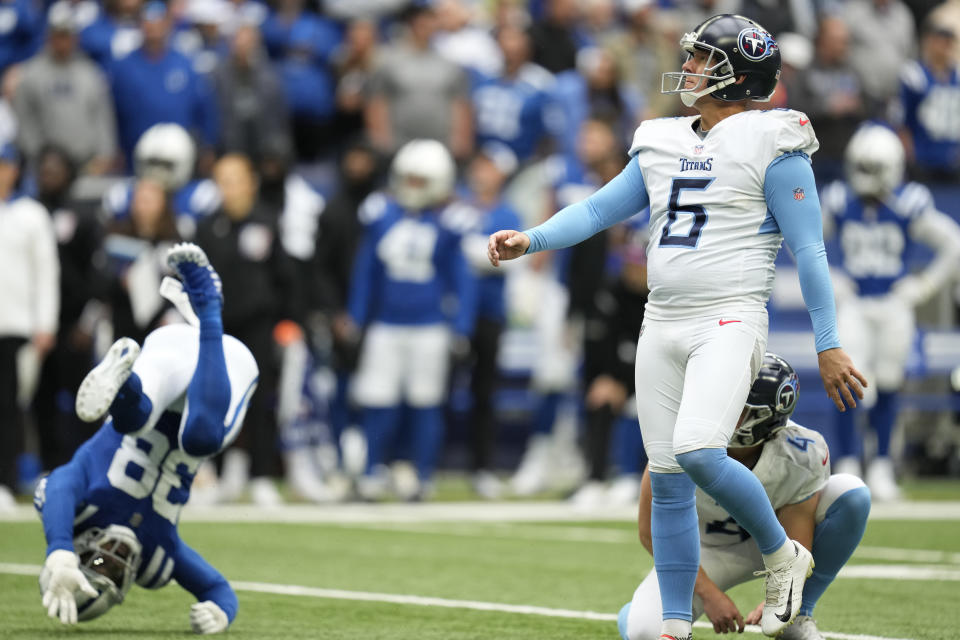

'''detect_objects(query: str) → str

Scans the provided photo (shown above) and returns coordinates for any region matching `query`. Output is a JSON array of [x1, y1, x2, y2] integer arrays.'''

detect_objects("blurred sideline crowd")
[[1, 0, 960, 508]]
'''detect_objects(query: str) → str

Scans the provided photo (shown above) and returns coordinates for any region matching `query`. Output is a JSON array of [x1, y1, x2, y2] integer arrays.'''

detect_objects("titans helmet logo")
[[775, 374, 799, 413], [738, 27, 777, 61]]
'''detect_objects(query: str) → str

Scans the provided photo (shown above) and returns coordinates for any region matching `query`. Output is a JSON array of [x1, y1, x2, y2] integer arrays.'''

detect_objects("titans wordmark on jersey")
[[628, 109, 818, 320]]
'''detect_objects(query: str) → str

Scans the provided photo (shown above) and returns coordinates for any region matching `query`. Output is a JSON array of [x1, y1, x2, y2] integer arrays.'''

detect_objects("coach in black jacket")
[[196, 153, 301, 501]]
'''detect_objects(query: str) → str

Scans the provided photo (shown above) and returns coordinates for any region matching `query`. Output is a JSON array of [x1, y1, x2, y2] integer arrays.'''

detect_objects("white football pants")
[[635, 311, 767, 473]]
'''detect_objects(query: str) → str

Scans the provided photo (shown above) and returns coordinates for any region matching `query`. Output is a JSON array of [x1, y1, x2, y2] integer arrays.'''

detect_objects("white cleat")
[[865, 457, 902, 502], [569, 481, 608, 510], [249, 477, 283, 507], [472, 470, 504, 500], [832, 456, 861, 478], [510, 434, 553, 496], [165, 242, 223, 312], [780, 615, 825, 640], [75, 338, 141, 423], [756, 540, 814, 637], [606, 474, 642, 506]]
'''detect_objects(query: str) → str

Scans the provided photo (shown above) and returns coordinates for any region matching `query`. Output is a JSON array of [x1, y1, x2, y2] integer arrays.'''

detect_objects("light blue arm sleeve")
[[765, 153, 841, 353], [526, 159, 650, 254]]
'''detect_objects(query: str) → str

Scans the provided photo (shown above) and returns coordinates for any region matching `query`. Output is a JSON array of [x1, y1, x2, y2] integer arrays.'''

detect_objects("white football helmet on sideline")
[[389, 139, 456, 211], [40, 525, 143, 621], [134, 123, 197, 191], [844, 124, 905, 200]]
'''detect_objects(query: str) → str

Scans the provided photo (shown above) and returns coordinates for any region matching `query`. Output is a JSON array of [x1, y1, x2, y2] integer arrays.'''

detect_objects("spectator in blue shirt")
[[0, 0, 43, 75], [109, 1, 219, 173], [278, 15, 340, 161], [898, 20, 960, 182], [472, 24, 558, 164], [78, 0, 144, 69]]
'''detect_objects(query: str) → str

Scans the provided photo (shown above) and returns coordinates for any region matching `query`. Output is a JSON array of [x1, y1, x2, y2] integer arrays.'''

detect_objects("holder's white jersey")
[[629, 109, 819, 320], [697, 422, 830, 547]]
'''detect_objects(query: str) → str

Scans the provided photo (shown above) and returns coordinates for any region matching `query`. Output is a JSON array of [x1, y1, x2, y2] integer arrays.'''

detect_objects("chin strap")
[[680, 76, 737, 107]]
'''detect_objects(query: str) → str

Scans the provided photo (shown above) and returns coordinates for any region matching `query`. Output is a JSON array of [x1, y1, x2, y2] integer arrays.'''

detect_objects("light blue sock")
[[872, 391, 897, 457], [800, 486, 871, 616], [677, 448, 787, 554], [649, 471, 699, 622], [617, 602, 631, 640]]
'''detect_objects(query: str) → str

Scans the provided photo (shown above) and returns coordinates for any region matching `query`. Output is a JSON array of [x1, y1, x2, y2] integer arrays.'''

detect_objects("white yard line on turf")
[[0, 562, 916, 640], [855, 546, 960, 565], [1, 500, 960, 523]]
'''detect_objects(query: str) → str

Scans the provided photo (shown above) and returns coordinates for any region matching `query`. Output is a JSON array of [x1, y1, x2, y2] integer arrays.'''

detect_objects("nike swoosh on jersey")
[[822, 452, 829, 466], [799, 118, 809, 126], [718, 319, 742, 326]]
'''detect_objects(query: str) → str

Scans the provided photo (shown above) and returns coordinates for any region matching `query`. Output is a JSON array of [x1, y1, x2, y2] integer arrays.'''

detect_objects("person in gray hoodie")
[[13, 2, 117, 175]]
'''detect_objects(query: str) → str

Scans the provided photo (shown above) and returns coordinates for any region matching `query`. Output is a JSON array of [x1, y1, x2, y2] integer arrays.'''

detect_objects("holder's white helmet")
[[134, 123, 197, 191], [389, 139, 456, 211], [844, 124, 905, 200], [45, 525, 143, 621]]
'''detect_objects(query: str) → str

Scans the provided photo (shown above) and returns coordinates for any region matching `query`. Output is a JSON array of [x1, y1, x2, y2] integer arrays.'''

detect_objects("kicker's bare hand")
[[818, 347, 867, 411], [487, 230, 530, 267]]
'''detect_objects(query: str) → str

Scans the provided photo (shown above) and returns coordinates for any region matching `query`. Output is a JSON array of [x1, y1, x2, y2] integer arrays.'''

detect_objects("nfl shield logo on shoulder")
[[793, 187, 805, 201], [694, 144, 704, 155]]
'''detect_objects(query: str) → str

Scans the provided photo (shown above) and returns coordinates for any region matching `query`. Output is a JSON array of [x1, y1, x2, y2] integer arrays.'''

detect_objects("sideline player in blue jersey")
[[102, 123, 221, 240], [34, 243, 258, 633], [347, 139, 477, 501], [618, 355, 870, 640], [488, 14, 866, 640], [821, 124, 960, 500]]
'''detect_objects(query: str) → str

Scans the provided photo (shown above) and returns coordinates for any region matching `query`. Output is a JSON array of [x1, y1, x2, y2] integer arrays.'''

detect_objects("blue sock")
[[617, 602, 631, 640], [533, 392, 561, 435], [363, 406, 401, 474], [872, 392, 897, 457], [834, 407, 859, 459], [410, 406, 444, 481], [109, 372, 152, 434], [677, 448, 787, 554], [180, 322, 231, 456], [649, 471, 699, 622], [800, 486, 871, 616]]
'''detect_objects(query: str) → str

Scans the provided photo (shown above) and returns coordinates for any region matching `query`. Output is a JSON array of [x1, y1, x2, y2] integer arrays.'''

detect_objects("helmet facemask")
[[73, 526, 142, 621], [661, 33, 738, 107], [728, 353, 799, 448]]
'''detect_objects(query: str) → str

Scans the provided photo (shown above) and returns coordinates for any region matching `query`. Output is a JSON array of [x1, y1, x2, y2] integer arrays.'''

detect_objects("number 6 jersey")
[[628, 109, 819, 321]]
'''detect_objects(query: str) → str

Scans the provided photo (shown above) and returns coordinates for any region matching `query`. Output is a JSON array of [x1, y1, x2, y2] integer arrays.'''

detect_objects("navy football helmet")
[[730, 353, 799, 448], [662, 14, 781, 107]]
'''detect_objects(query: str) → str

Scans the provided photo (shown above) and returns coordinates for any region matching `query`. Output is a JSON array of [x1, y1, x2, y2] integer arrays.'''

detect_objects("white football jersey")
[[629, 109, 819, 320], [696, 422, 830, 547]]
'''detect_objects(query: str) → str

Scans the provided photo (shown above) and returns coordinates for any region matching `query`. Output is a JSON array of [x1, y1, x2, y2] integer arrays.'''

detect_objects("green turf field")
[[2, 499, 960, 640]]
